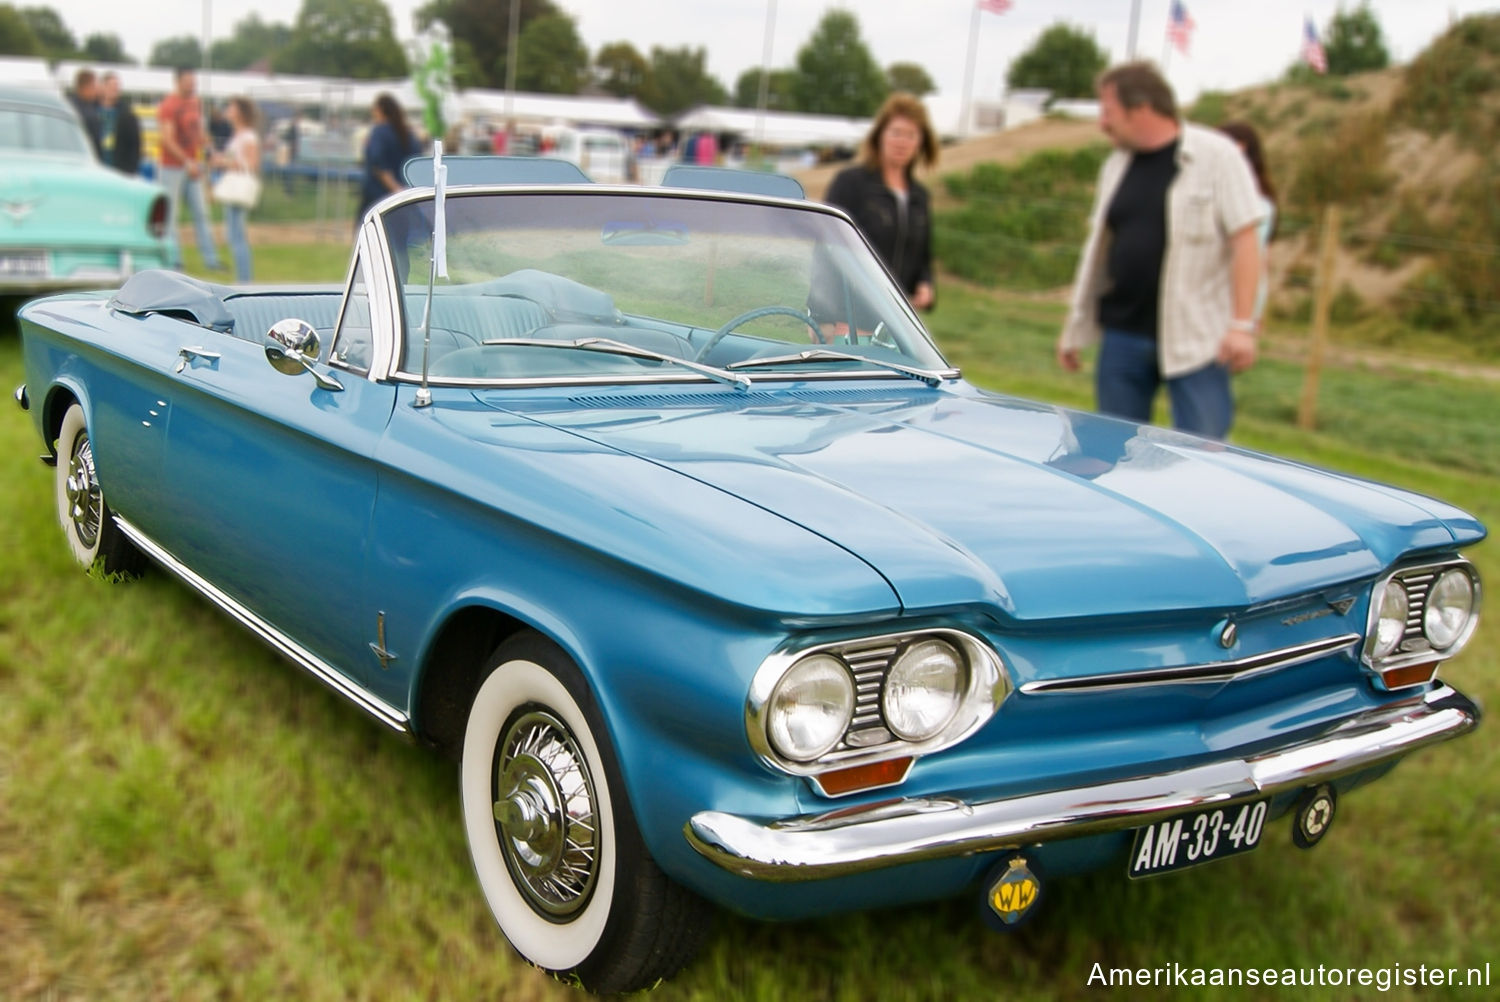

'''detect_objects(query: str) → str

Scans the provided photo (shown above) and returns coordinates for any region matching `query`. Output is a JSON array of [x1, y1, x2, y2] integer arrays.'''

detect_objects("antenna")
[[414, 140, 450, 408]]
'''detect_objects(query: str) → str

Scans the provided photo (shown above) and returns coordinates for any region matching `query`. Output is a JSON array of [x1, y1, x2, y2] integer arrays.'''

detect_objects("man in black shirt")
[[1057, 63, 1263, 439], [98, 72, 142, 177]]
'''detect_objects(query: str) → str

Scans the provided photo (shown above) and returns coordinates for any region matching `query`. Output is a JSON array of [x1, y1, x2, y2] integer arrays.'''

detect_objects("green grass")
[[2, 256, 1497, 999]]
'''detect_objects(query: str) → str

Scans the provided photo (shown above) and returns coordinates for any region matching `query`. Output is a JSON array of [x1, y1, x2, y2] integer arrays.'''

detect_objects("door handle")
[[175, 346, 222, 373]]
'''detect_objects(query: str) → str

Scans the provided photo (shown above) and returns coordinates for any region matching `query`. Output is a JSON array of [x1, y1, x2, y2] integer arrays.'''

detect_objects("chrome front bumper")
[[686, 684, 1480, 882]]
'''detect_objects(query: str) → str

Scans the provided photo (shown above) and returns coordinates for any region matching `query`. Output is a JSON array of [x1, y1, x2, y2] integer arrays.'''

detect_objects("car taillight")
[[149, 196, 168, 239]]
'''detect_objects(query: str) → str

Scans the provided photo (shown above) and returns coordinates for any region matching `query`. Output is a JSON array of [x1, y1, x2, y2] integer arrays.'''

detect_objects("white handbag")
[[212, 170, 261, 209]]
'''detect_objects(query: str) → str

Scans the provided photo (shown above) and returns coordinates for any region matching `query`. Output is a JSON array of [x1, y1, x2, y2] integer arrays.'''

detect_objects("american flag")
[[1166, 1, 1195, 55], [1302, 16, 1328, 73], [978, 0, 1013, 14]]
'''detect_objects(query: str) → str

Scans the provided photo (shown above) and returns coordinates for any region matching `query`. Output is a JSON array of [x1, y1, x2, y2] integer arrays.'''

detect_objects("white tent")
[[458, 89, 658, 130], [673, 106, 869, 148], [1, 57, 56, 89]]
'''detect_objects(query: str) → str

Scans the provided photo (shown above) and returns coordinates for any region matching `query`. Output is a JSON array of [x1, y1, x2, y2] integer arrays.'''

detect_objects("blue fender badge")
[[986, 855, 1041, 926]]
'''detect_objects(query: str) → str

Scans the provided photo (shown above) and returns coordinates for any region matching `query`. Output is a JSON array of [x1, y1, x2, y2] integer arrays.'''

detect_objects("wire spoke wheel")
[[492, 709, 600, 919]]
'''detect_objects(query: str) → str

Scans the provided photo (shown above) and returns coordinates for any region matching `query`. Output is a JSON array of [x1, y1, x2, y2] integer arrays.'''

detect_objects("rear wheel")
[[54, 403, 143, 576], [460, 632, 710, 992]]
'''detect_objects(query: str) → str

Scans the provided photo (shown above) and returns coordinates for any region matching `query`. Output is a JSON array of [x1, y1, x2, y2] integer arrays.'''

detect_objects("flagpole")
[[504, 0, 520, 120], [755, 0, 777, 149], [958, 2, 981, 138], [1126, 0, 1141, 59]]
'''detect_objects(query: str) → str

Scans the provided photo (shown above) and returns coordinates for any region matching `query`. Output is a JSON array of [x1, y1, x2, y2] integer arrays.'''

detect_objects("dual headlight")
[[760, 634, 995, 766], [1367, 563, 1481, 663]]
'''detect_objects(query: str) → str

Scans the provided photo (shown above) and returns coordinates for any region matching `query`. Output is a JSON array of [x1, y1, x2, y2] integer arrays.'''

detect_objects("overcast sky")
[[38, 0, 1498, 103]]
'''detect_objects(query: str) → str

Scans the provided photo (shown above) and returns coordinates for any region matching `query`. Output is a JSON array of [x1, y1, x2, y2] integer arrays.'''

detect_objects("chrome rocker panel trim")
[[685, 683, 1479, 881], [114, 515, 410, 734]]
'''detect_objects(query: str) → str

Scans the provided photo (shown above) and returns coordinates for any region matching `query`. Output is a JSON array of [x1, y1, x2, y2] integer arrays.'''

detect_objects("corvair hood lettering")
[[478, 384, 1480, 620]]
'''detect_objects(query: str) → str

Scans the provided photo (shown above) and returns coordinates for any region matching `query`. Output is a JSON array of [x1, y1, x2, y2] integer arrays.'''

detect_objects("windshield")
[[0, 107, 93, 157], [379, 191, 948, 384]]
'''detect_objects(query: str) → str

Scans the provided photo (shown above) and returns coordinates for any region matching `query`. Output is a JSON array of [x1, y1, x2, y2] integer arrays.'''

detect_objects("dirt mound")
[[796, 117, 1100, 202]]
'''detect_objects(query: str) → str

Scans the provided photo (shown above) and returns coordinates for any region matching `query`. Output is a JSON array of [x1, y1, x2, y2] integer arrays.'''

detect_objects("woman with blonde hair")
[[823, 92, 940, 311]]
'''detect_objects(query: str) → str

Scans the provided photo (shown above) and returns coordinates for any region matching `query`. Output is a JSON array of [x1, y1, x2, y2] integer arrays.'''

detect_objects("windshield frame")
[[366, 184, 958, 390]]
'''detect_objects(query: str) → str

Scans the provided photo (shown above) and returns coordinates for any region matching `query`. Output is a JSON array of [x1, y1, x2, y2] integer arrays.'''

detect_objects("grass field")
[[2, 250, 1496, 1000]]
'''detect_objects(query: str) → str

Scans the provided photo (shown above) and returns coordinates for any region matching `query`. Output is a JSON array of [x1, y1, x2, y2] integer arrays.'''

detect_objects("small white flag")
[[432, 140, 449, 280]]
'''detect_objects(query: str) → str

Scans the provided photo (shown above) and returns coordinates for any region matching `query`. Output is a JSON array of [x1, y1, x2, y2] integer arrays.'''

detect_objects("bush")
[[1288, 112, 1390, 210], [1190, 91, 1229, 126], [1395, 13, 1500, 147], [933, 144, 1107, 291]]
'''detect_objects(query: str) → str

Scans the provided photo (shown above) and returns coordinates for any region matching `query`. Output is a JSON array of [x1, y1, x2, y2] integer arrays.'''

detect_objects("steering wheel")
[[695, 306, 824, 362]]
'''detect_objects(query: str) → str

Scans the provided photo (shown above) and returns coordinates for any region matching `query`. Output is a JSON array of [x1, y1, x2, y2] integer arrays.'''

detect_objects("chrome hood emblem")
[[2, 197, 40, 224]]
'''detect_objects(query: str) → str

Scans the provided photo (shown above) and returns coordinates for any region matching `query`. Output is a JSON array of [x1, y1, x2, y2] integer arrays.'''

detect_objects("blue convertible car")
[[15, 164, 1484, 992]]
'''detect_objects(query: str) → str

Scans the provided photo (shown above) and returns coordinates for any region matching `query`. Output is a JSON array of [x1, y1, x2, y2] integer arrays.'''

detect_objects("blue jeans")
[[1095, 329, 1234, 438], [159, 165, 223, 270], [225, 204, 252, 283]]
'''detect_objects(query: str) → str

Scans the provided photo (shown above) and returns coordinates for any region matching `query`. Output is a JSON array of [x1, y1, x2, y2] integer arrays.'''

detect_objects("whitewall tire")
[[54, 403, 143, 576], [460, 632, 709, 992]]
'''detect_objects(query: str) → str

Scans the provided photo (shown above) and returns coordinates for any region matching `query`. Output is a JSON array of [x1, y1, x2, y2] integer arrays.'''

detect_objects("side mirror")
[[266, 318, 343, 391]]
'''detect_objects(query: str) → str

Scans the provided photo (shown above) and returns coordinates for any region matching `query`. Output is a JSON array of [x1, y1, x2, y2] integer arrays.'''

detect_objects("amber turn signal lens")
[[1379, 661, 1439, 690], [813, 756, 913, 796]]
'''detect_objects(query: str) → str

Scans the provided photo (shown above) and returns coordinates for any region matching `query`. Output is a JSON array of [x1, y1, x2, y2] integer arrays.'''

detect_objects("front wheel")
[[460, 632, 710, 992], [54, 403, 143, 576]]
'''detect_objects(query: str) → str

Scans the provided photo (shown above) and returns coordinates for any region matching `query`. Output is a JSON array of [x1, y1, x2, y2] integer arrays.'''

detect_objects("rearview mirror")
[[266, 318, 343, 391]]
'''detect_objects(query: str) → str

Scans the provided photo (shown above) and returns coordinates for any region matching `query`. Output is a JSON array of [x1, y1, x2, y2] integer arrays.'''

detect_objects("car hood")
[[0, 157, 161, 245], [482, 382, 1483, 621]]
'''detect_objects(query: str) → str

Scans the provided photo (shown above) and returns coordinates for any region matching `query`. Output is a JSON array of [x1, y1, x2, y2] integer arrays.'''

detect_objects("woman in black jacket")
[[824, 92, 939, 312]]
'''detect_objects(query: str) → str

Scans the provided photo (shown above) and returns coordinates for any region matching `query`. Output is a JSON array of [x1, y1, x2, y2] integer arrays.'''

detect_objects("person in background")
[[694, 130, 717, 165], [1057, 62, 1262, 440], [158, 68, 225, 272], [68, 68, 102, 159], [282, 110, 301, 193], [211, 96, 260, 283], [98, 71, 142, 177], [1218, 120, 1277, 330], [823, 92, 938, 312], [208, 104, 233, 154], [357, 93, 421, 227]]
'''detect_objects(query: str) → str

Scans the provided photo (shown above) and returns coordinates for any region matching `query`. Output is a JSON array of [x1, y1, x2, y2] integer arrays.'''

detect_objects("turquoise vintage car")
[[0, 84, 168, 291], [15, 164, 1484, 992]]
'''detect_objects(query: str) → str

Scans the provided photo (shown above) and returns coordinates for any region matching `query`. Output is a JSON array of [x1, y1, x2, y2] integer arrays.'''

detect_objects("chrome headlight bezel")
[[1362, 557, 1482, 678], [746, 627, 1010, 786], [764, 653, 856, 763]]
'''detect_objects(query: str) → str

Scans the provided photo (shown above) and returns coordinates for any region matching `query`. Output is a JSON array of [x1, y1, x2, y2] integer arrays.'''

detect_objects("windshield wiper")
[[726, 349, 950, 387], [480, 337, 751, 391]]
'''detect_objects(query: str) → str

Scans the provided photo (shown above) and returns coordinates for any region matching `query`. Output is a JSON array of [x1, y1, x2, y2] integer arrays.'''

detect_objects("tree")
[[81, 32, 131, 64], [19, 5, 74, 59], [1005, 23, 1108, 100], [510, 12, 587, 93], [733, 67, 796, 110], [210, 14, 293, 72], [0, 5, 42, 56], [886, 62, 935, 98], [274, 0, 406, 80], [595, 41, 647, 98], [149, 34, 202, 70], [417, 0, 559, 89], [637, 46, 727, 117], [1324, 3, 1389, 76], [791, 11, 887, 117]]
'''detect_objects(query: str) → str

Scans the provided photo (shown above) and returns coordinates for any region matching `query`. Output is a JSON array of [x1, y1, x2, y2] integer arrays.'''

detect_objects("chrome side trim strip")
[[114, 516, 410, 734], [1018, 633, 1362, 695], [686, 684, 1479, 882]]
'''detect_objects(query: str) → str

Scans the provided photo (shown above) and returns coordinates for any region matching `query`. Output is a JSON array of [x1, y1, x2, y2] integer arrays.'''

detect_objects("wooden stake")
[[1298, 204, 1340, 431]]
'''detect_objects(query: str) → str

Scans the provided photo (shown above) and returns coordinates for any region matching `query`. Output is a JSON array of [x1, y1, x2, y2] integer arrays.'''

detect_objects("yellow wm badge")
[[987, 856, 1041, 925]]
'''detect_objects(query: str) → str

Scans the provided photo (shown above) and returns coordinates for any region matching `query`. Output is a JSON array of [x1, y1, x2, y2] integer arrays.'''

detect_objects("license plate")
[[0, 251, 48, 278], [1128, 799, 1268, 878]]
